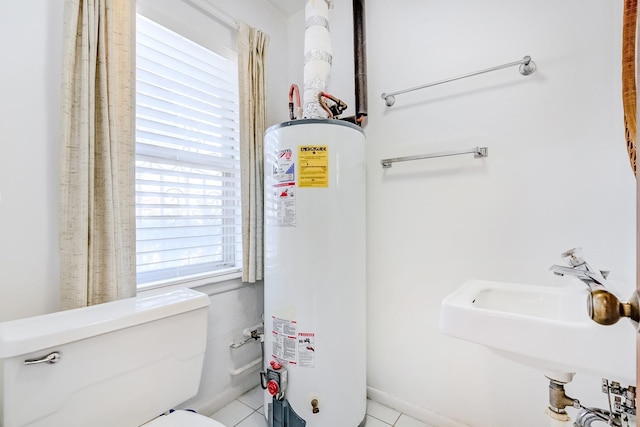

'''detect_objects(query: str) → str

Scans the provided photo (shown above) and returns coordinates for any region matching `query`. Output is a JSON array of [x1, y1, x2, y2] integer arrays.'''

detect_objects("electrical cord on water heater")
[[259, 337, 268, 390]]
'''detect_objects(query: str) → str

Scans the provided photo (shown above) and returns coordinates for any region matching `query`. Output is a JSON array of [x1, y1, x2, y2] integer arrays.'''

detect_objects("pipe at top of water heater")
[[289, 84, 302, 120], [303, 0, 333, 119]]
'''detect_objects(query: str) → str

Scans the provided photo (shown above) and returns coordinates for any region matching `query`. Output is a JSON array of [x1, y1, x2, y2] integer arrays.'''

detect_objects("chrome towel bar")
[[381, 146, 488, 169], [381, 56, 536, 107]]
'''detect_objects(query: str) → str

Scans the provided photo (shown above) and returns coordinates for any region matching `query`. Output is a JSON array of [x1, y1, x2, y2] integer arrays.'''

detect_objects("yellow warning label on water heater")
[[298, 146, 329, 188]]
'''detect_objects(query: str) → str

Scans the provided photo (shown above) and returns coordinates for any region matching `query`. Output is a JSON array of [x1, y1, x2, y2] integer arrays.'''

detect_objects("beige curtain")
[[59, 0, 136, 309], [238, 22, 269, 283]]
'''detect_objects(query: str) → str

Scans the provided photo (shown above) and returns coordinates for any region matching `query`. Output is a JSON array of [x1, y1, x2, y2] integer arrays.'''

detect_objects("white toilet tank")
[[0, 288, 210, 427]]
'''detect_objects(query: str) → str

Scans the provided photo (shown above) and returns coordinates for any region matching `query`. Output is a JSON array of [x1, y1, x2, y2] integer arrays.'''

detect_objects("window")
[[135, 14, 242, 287]]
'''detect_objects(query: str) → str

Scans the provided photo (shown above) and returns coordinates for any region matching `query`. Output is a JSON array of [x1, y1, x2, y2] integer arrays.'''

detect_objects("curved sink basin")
[[439, 280, 635, 383]]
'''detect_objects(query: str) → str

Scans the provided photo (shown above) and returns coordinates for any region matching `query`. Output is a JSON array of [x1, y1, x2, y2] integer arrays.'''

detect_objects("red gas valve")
[[266, 359, 288, 398], [267, 379, 279, 396]]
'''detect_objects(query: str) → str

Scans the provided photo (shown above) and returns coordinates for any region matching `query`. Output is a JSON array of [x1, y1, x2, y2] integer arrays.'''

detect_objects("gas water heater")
[[263, 119, 366, 427]]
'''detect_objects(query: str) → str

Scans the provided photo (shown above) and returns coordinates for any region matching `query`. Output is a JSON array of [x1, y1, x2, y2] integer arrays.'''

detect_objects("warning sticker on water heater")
[[274, 149, 295, 183], [274, 182, 296, 227], [272, 316, 297, 365], [298, 146, 328, 188], [297, 332, 316, 368], [272, 149, 296, 227]]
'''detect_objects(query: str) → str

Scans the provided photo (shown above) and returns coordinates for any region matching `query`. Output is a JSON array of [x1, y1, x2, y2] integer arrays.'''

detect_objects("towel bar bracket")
[[474, 147, 488, 158]]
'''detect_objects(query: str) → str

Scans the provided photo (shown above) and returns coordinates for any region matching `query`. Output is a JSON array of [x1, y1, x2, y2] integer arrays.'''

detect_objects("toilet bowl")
[[143, 410, 226, 426], [0, 288, 229, 427]]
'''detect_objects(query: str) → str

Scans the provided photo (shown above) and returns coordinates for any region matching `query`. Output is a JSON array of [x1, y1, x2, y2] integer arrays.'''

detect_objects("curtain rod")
[[182, 0, 238, 29]]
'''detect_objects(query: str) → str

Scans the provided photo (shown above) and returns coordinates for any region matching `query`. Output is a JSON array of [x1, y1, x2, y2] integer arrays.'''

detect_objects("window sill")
[[137, 270, 261, 298]]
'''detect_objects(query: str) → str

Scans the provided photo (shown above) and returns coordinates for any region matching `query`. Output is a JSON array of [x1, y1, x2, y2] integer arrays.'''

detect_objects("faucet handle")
[[560, 247, 585, 267]]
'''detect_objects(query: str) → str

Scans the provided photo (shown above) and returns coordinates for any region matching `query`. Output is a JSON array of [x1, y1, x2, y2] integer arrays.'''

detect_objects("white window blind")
[[135, 14, 242, 286]]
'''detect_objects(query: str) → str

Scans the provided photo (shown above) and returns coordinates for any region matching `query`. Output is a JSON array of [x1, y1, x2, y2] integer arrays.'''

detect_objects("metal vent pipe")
[[352, 0, 368, 126]]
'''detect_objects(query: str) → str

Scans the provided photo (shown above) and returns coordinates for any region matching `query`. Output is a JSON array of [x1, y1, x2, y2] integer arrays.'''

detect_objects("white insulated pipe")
[[303, 0, 333, 119]]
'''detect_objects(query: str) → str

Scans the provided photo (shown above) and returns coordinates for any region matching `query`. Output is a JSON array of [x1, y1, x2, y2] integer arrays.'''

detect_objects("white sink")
[[439, 280, 635, 383]]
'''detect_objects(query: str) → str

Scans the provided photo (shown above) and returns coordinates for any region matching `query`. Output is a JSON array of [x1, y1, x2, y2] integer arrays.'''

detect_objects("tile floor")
[[209, 386, 432, 427]]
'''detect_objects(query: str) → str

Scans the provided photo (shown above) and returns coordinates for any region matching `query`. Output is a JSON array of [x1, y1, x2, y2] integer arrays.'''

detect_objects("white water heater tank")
[[263, 119, 366, 426]]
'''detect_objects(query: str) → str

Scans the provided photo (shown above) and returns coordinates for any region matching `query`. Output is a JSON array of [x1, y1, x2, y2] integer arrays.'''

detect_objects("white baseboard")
[[367, 386, 470, 427]]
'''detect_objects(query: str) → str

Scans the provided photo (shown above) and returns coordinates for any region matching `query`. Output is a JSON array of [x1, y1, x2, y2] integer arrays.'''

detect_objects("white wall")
[[289, 0, 636, 426], [181, 280, 265, 415], [363, 1, 635, 426], [0, 0, 63, 321]]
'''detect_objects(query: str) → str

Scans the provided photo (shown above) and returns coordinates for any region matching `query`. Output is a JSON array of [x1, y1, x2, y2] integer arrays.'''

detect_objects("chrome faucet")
[[549, 248, 609, 291]]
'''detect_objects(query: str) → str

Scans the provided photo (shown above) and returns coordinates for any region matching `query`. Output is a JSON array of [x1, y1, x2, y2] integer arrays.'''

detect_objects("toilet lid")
[[142, 410, 226, 427]]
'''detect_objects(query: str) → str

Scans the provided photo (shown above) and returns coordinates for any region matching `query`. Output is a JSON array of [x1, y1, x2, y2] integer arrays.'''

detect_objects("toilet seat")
[[142, 410, 226, 427]]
